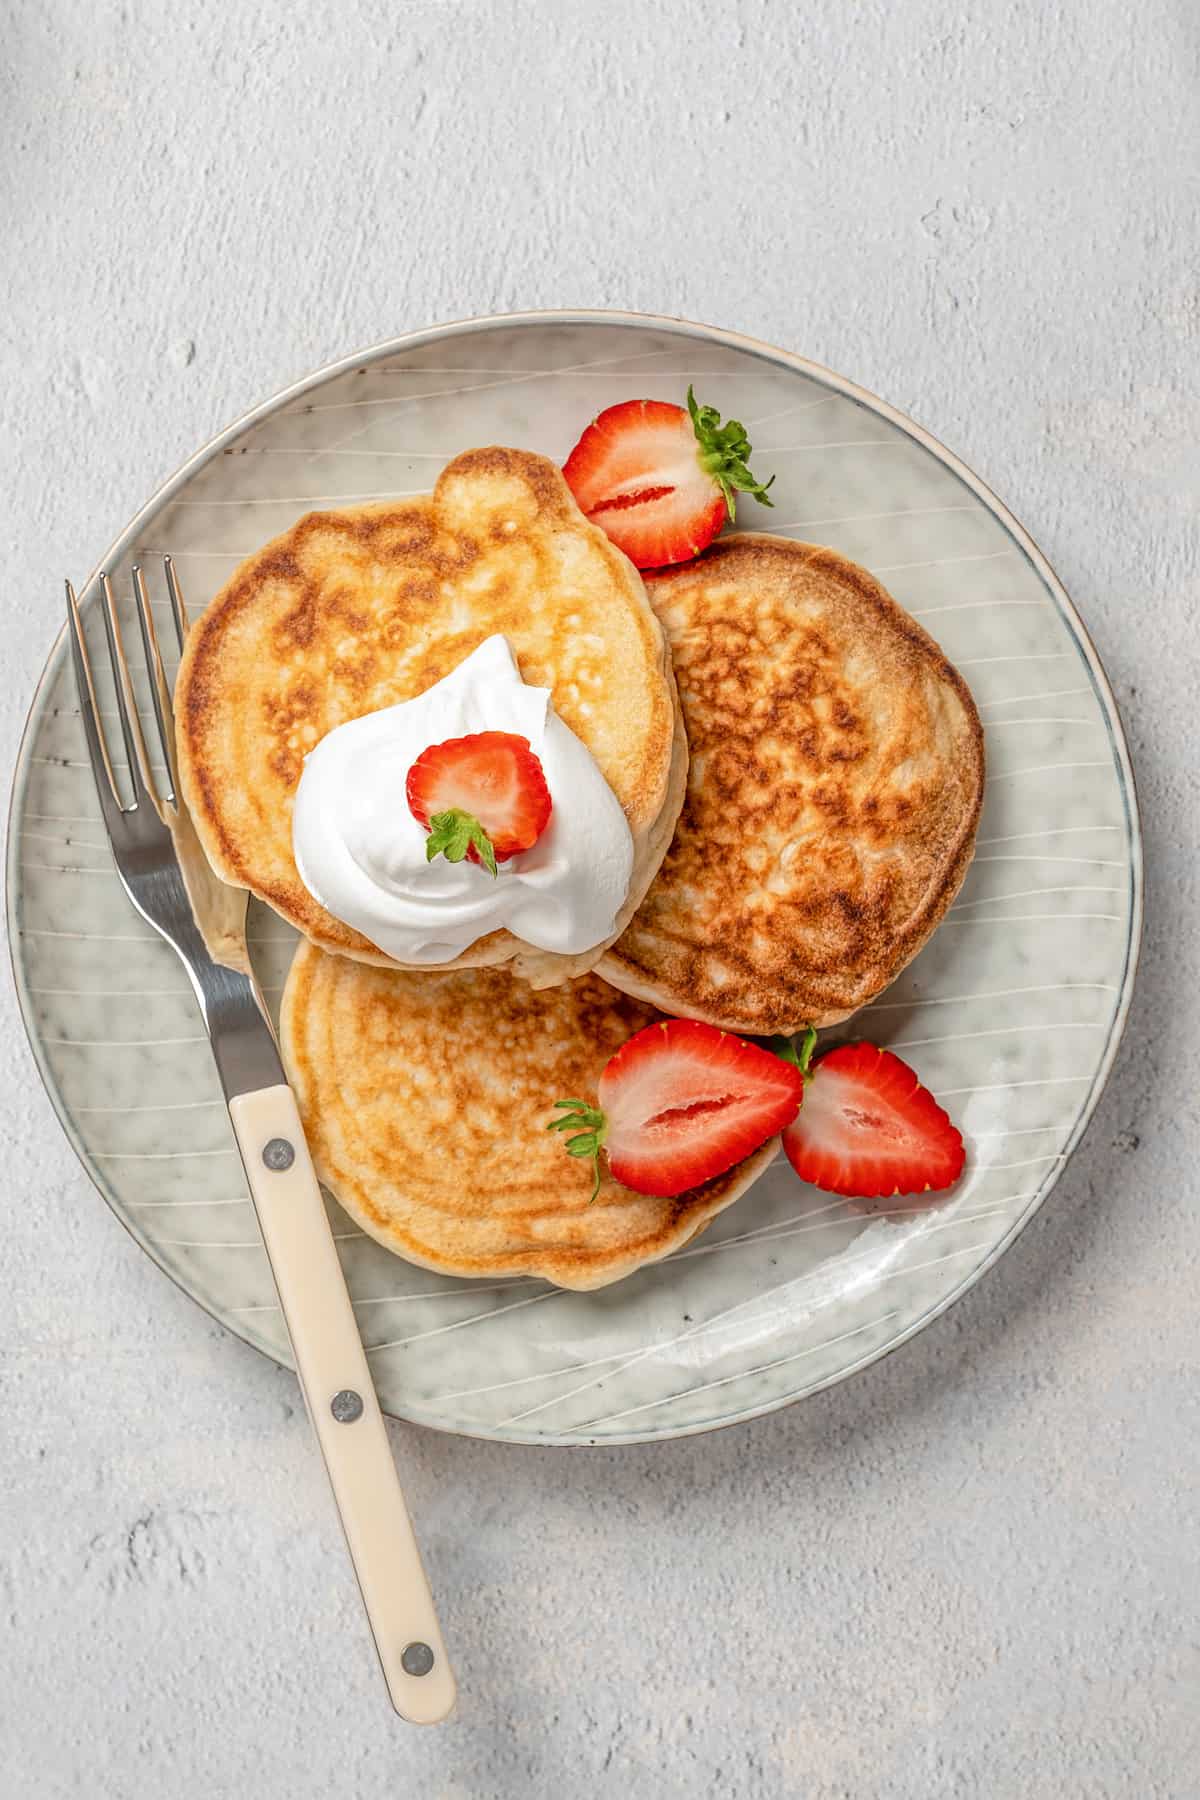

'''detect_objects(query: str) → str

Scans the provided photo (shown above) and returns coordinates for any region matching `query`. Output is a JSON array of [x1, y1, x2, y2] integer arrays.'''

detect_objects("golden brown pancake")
[[599, 534, 984, 1034], [175, 447, 685, 986], [280, 943, 779, 1291]]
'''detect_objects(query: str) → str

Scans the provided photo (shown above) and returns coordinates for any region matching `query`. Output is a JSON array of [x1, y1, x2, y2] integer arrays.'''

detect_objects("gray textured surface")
[[1, 1, 1197, 1794]]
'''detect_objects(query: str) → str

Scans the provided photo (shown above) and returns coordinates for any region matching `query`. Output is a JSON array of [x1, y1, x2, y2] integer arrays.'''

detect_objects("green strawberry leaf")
[[425, 807, 498, 878], [687, 384, 776, 523], [547, 1098, 608, 1202], [770, 1025, 818, 1077]]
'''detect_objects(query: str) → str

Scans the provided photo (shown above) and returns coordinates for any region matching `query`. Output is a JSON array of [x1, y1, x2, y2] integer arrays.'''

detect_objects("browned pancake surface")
[[281, 945, 778, 1290], [599, 535, 984, 1033], [175, 448, 682, 981]]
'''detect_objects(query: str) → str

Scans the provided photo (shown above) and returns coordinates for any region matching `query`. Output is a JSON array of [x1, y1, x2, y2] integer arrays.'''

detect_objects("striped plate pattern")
[[7, 314, 1141, 1445]]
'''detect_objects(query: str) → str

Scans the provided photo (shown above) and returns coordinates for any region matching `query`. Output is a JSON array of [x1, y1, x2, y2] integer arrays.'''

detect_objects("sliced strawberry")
[[549, 1018, 803, 1200], [781, 1042, 965, 1202], [562, 387, 775, 569], [406, 730, 552, 875]]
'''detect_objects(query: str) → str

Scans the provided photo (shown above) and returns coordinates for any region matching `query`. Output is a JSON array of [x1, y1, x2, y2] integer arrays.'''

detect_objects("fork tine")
[[66, 579, 126, 832], [99, 570, 158, 809], [132, 564, 177, 805], [163, 554, 190, 649]]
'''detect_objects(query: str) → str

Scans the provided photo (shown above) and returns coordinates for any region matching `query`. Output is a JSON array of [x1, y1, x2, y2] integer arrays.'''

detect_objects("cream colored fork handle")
[[229, 1084, 456, 1724]]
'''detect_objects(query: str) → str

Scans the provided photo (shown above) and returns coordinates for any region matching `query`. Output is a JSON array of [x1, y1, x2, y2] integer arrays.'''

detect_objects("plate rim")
[[6, 306, 1144, 1446]]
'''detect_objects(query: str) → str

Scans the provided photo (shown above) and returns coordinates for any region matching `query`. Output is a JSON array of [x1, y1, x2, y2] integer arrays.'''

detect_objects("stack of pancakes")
[[177, 450, 983, 1290]]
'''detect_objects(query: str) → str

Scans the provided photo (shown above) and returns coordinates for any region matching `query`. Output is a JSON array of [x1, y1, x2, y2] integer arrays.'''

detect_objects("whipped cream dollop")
[[292, 635, 635, 964]]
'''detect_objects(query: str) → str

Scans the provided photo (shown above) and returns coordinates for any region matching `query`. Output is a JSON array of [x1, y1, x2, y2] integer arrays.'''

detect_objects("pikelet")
[[174, 447, 686, 986], [280, 944, 779, 1291], [599, 534, 985, 1035]]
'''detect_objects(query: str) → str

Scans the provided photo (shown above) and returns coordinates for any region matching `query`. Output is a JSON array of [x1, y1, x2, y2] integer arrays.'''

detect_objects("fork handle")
[[228, 1083, 456, 1724]]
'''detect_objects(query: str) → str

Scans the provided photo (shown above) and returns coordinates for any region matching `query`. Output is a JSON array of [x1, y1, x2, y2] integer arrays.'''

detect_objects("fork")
[[67, 560, 456, 1724]]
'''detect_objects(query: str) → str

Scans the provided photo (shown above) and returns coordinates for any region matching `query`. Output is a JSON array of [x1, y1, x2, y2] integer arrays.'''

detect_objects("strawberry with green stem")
[[549, 1017, 804, 1201], [562, 386, 776, 570], [779, 1033, 965, 1201], [406, 730, 552, 876]]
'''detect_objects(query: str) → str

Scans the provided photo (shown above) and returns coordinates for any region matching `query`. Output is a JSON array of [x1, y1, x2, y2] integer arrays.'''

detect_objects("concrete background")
[[2, 1, 1198, 1794]]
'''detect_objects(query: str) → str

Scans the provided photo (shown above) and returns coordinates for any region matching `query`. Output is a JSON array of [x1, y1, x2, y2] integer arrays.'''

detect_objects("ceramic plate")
[[7, 312, 1141, 1445]]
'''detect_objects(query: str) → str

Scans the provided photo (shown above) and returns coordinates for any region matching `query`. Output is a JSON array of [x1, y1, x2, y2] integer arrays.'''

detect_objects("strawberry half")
[[406, 730, 552, 876], [562, 386, 775, 570], [781, 1041, 965, 1203], [549, 1018, 803, 1200]]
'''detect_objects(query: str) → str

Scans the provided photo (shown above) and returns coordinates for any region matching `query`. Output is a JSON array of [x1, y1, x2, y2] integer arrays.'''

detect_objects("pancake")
[[280, 942, 779, 1291], [175, 447, 686, 986], [599, 534, 984, 1034]]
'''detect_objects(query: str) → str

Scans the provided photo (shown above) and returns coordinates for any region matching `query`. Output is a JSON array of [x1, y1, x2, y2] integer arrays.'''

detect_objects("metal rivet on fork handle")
[[262, 1137, 295, 1171], [401, 1642, 435, 1678], [330, 1390, 363, 1423]]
